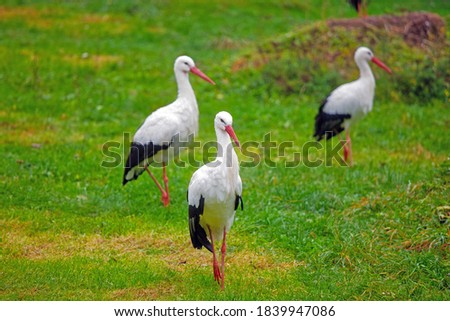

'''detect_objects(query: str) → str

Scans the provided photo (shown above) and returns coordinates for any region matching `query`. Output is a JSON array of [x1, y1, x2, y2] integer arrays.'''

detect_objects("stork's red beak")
[[371, 57, 392, 74], [224, 125, 240, 149], [190, 66, 216, 85]]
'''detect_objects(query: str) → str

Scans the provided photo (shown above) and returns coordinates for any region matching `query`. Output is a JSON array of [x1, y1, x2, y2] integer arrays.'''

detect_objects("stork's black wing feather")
[[188, 195, 213, 253], [122, 141, 167, 185], [313, 98, 351, 141], [234, 195, 243, 211]]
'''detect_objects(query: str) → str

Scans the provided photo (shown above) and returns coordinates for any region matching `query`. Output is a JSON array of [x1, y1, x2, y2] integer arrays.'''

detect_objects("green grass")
[[1, 0, 449, 300]]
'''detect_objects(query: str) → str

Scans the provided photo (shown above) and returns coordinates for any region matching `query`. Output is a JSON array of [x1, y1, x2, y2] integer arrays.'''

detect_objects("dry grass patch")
[[62, 53, 123, 69], [147, 26, 167, 34], [0, 119, 57, 146], [110, 282, 178, 300], [2, 218, 302, 281], [0, 111, 98, 146], [79, 13, 130, 34], [0, 6, 41, 20], [1, 221, 178, 261], [0, 6, 129, 34], [0, 6, 62, 29], [385, 145, 444, 163]]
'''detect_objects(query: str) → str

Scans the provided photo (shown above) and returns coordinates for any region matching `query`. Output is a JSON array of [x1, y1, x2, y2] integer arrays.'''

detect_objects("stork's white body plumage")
[[188, 152, 242, 242], [123, 56, 215, 207], [314, 47, 391, 165], [321, 75, 375, 133], [188, 111, 243, 289], [131, 96, 198, 166]]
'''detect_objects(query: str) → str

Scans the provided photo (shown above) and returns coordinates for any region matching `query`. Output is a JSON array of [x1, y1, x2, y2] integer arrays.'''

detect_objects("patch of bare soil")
[[328, 12, 446, 47], [232, 12, 447, 73]]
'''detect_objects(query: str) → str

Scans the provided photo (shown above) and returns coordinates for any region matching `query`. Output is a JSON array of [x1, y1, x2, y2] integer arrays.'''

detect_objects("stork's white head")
[[174, 56, 216, 84], [354, 47, 392, 74], [215, 111, 240, 148]]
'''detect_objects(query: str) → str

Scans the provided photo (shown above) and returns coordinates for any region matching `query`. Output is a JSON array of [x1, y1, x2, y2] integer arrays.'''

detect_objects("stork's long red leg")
[[339, 133, 350, 164], [145, 165, 169, 207], [358, 2, 364, 17], [362, 0, 368, 17], [208, 226, 221, 284], [346, 130, 353, 167], [220, 228, 227, 290], [356, 1, 368, 17], [161, 162, 170, 207]]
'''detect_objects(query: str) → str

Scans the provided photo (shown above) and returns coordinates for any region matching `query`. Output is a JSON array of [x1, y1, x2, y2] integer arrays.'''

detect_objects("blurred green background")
[[0, 0, 449, 300]]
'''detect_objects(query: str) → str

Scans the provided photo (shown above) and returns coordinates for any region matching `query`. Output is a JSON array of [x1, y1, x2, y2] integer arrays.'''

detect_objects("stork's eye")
[[220, 118, 226, 124], [184, 62, 189, 66]]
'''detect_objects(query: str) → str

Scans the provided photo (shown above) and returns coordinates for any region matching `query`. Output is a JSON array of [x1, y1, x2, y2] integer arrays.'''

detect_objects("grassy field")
[[1, 0, 449, 300]]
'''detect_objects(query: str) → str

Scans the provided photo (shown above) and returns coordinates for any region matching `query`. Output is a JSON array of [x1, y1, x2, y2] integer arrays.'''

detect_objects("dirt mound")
[[328, 12, 446, 47], [231, 12, 448, 104], [232, 12, 447, 73]]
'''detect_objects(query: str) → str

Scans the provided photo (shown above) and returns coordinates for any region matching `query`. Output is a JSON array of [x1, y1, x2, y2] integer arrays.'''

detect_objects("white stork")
[[123, 56, 215, 207], [187, 111, 243, 289], [314, 46, 392, 166]]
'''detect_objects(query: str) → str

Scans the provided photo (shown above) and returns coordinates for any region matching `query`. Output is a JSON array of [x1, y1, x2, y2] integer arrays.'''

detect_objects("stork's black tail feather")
[[188, 195, 213, 253], [122, 142, 166, 185], [234, 195, 243, 211], [314, 98, 351, 141]]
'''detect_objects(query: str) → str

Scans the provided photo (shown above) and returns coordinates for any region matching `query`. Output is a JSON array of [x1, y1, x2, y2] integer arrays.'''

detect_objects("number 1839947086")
[[256, 305, 336, 317]]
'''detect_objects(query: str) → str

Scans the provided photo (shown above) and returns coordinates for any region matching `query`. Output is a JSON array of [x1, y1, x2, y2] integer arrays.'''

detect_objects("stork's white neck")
[[175, 69, 196, 101], [356, 59, 375, 84], [215, 127, 238, 170]]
